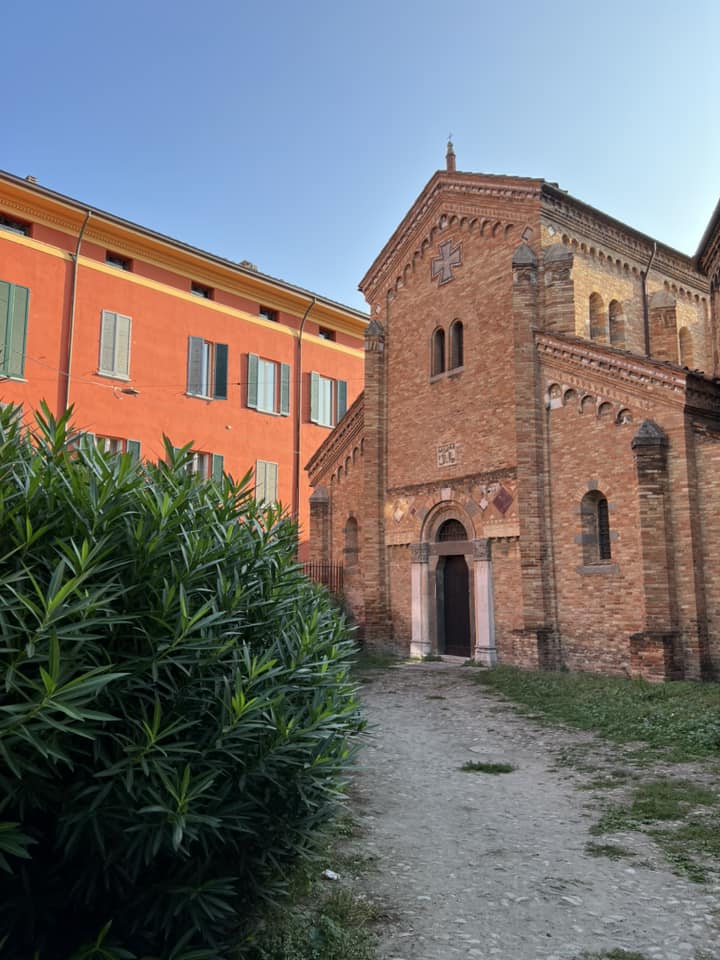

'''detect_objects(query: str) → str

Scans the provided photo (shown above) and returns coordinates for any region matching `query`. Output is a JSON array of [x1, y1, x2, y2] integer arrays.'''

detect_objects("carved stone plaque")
[[437, 442, 457, 467]]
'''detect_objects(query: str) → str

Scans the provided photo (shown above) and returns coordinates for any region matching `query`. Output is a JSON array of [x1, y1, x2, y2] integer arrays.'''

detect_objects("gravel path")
[[342, 662, 720, 960]]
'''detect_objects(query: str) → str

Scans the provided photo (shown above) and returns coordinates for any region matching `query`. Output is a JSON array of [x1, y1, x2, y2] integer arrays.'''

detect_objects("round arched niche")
[[437, 518, 467, 542]]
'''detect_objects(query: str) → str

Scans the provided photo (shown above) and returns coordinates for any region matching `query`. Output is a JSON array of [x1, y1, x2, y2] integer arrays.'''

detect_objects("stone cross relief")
[[431, 239, 462, 285]]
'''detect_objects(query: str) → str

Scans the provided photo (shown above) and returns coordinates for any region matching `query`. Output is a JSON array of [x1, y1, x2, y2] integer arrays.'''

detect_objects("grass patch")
[[246, 887, 377, 960], [352, 651, 401, 672], [460, 761, 515, 774], [426, 694, 446, 700], [585, 841, 635, 860], [422, 653, 443, 662], [591, 779, 718, 882], [474, 666, 720, 760]]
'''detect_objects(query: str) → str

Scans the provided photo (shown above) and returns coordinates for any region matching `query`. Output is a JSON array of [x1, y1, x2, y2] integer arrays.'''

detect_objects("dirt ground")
[[338, 662, 720, 960]]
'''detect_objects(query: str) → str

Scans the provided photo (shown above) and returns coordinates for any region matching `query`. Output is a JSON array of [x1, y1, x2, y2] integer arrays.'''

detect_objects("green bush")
[[0, 404, 364, 959]]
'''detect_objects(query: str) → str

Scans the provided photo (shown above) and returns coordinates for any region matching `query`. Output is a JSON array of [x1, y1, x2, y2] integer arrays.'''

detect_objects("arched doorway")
[[436, 519, 471, 657]]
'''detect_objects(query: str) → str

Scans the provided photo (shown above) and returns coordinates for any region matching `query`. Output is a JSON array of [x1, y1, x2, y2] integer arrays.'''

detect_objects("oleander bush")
[[0, 404, 363, 959]]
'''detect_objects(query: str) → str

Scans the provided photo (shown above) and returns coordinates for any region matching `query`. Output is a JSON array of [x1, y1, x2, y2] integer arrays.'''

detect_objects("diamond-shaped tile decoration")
[[479, 497, 489, 512], [493, 485, 513, 515]]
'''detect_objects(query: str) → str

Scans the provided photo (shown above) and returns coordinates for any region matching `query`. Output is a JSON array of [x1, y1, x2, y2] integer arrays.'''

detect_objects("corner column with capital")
[[409, 542, 431, 658], [471, 538, 496, 665]]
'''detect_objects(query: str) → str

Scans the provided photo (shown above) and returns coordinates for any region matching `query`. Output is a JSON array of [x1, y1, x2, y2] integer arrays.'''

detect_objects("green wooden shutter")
[[213, 343, 228, 399], [211, 453, 224, 482], [8, 285, 28, 378], [0, 282, 9, 372], [336, 379, 347, 423], [247, 353, 259, 408], [126, 439, 141, 460], [187, 336, 204, 395], [310, 371, 319, 423], [114, 313, 131, 377], [99, 311, 117, 373], [279, 362, 290, 416]]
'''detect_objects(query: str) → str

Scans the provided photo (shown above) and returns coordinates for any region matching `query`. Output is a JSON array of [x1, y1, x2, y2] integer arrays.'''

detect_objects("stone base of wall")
[[629, 631, 681, 681]]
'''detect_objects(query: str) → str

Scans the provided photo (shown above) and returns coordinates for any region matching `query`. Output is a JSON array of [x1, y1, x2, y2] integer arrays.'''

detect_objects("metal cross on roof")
[[431, 239, 462, 285]]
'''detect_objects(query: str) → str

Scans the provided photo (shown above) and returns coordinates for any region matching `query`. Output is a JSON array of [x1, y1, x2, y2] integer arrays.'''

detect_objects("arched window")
[[449, 320, 464, 369], [589, 293, 607, 342], [679, 328, 694, 368], [609, 300, 625, 348], [437, 518, 467, 542], [580, 490, 612, 563], [344, 516, 359, 567], [431, 328, 445, 376]]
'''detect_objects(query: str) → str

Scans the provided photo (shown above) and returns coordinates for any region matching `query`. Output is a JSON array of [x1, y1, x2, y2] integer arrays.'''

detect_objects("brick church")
[[307, 143, 720, 680]]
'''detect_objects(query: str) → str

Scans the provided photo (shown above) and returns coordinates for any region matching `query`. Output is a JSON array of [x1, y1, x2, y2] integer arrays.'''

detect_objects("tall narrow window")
[[0, 280, 29, 378], [608, 300, 625, 348], [431, 328, 445, 376], [449, 320, 463, 369], [309, 372, 346, 427], [679, 328, 694, 367], [187, 336, 228, 399], [589, 293, 607, 341], [99, 310, 132, 378], [255, 460, 278, 504], [247, 354, 290, 415], [581, 490, 612, 563]]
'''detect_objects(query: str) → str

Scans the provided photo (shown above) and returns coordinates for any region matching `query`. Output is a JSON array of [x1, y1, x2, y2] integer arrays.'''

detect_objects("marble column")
[[471, 538, 496, 665], [410, 542, 431, 658]]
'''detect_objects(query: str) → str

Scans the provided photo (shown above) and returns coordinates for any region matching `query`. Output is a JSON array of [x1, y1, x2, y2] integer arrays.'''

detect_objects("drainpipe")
[[63, 210, 91, 412], [292, 296, 316, 524], [641, 241, 656, 358]]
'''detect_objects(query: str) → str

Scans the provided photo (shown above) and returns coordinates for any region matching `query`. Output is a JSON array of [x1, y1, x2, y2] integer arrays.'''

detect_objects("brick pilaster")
[[361, 316, 391, 649], [512, 243, 560, 668], [308, 486, 330, 564], [630, 420, 680, 679]]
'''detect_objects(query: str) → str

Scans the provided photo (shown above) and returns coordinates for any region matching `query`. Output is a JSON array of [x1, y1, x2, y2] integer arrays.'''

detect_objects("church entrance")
[[442, 554, 471, 656]]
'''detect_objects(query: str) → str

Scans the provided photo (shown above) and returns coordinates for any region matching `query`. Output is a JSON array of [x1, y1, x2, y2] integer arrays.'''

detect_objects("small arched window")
[[679, 328, 694, 368], [589, 293, 607, 341], [581, 490, 612, 563], [344, 516, 359, 567], [449, 320, 464, 369], [431, 328, 445, 376], [609, 300, 625, 348]]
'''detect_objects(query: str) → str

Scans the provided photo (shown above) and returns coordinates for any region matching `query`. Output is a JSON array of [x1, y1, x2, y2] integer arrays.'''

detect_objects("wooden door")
[[443, 555, 471, 657]]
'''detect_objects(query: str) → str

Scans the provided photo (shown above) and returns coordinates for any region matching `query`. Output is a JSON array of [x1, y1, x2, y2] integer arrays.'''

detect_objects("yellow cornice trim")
[[0, 232, 365, 356], [0, 178, 368, 334]]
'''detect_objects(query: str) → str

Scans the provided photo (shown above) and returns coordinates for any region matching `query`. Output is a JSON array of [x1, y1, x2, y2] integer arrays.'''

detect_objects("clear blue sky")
[[3, 0, 719, 311]]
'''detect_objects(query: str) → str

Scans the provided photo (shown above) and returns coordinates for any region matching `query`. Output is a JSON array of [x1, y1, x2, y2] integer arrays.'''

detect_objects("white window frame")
[[257, 358, 277, 413], [98, 310, 132, 380]]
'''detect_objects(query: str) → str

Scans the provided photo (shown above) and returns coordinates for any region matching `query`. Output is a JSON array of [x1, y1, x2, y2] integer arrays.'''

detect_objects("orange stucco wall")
[[0, 187, 366, 557]]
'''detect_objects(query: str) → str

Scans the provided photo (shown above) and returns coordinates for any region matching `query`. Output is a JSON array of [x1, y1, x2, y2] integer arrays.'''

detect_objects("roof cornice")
[[359, 170, 544, 304], [536, 331, 720, 418], [0, 170, 368, 329], [541, 184, 708, 293]]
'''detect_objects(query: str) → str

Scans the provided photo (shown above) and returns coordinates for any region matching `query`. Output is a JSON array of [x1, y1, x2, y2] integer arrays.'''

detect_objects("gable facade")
[[307, 149, 720, 680]]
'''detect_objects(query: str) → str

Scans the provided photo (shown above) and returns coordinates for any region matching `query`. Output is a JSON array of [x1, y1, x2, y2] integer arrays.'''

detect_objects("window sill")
[[97, 370, 131, 382], [185, 391, 213, 401], [447, 365, 464, 378], [429, 372, 446, 383], [0, 374, 27, 382], [577, 563, 619, 576]]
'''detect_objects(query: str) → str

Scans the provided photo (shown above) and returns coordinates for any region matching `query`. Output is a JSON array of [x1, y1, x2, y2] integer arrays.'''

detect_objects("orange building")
[[0, 170, 367, 557]]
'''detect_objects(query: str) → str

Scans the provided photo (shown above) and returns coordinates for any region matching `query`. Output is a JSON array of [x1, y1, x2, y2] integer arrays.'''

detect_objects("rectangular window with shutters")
[[0, 280, 30, 378], [255, 460, 278, 505], [309, 372, 347, 428], [246, 353, 290, 416], [95, 435, 141, 459], [98, 310, 132, 379], [186, 450, 223, 481], [186, 336, 228, 399]]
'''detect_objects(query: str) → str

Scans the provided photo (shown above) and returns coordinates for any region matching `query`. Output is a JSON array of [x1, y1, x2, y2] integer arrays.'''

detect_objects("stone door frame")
[[409, 503, 496, 664]]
